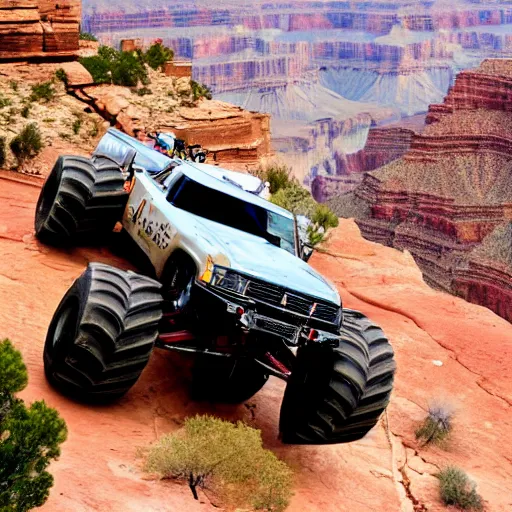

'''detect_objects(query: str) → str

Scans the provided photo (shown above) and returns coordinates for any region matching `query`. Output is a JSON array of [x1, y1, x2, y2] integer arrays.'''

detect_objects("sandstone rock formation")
[[312, 126, 416, 202], [80, 73, 271, 172], [0, 0, 80, 59], [330, 59, 512, 323], [0, 173, 510, 511]]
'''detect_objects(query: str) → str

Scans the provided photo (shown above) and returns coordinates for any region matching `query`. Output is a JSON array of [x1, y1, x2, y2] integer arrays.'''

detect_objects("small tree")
[[10, 123, 43, 166], [437, 467, 483, 511], [144, 41, 174, 71], [0, 339, 67, 512], [145, 415, 293, 511]]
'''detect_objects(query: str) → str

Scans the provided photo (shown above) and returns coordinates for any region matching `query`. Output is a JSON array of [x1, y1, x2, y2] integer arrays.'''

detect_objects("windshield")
[[169, 176, 296, 255]]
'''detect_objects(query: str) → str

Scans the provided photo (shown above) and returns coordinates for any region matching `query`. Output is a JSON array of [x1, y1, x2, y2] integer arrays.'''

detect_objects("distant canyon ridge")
[[83, 0, 512, 191]]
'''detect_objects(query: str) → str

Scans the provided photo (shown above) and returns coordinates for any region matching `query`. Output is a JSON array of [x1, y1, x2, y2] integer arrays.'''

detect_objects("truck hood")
[[192, 217, 340, 305]]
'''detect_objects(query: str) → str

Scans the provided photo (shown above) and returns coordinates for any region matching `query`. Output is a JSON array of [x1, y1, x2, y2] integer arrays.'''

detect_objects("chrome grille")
[[245, 280, 339, 323]]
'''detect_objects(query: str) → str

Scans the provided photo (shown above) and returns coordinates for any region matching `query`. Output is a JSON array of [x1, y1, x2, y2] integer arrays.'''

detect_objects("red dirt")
[[0, 175, 510, 511]]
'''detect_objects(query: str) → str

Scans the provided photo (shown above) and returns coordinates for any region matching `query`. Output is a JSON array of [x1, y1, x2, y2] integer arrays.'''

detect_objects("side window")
[[166, 175, 186, 203]]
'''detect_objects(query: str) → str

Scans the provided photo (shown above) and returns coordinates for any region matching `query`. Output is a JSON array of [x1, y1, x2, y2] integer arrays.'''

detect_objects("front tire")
[[35, 155, 128, 245], [279, 309, 395, 444], [43, 263, 163, 402]]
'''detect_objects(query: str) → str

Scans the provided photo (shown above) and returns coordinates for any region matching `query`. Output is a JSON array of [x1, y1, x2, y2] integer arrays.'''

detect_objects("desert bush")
[[72, 117, 82, 135], [55, 68, 69, 87], [30, 81, 56, 102], [437, 467, 483, 511], [80, 45, 148, 87], [79, 31, 98, 41], [9, 80, 18, 92], [10, 123, 43, 165], [144, 41, 174, 70], [0, 339, 67, 512], [0, 137, 5, 168], [0, 94, 12, 109], [190, 80, 212, 101], [145, 415, 293, 511], [135, 87, 153, 96], [416, 405, 453, 446]]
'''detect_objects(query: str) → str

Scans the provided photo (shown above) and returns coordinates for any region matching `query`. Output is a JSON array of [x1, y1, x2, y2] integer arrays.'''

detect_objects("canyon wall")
[[329, 59, 512, 322], [81, 0, 512, 190], [0, 0, 80, 59]]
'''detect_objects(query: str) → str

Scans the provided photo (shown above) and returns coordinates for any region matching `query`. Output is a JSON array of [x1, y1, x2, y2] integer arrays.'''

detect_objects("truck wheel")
[[43, 263, 163, 402], [35, 155, 128, 245], [279, 320, 370, 444], [326, 309, 396, 443], [279, 309, 394, 444], [191, 357, 269, 403]]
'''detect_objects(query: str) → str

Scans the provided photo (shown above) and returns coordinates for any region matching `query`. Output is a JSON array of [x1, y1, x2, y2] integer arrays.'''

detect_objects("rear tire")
[[35, 155, 128, 245], [191, 357, 269, 403], [279, 309, 395, 444], [43, 263, 163, 402]]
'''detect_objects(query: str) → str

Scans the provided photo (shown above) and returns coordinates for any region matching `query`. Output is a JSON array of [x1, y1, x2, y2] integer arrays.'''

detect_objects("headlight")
[[211, 267, 249, 295]]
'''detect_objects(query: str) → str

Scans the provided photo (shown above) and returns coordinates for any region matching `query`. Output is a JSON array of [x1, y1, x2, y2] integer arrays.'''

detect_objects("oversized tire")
[[35, 155, 128, 245], [191, 357, 269, 403], [279, 309, 395, 444], [329, 309, 395, 443], [43, 263, 163, 402]]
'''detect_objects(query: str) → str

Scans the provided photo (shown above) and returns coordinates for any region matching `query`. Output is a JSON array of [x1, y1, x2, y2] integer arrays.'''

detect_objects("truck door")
[[123, 173, 180, 273]]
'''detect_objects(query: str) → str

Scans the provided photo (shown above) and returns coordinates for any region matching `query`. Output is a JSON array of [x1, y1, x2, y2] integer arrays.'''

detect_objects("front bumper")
[[190, 281, 340, 345]]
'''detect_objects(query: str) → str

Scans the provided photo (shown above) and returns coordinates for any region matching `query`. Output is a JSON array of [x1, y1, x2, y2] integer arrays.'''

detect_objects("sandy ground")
[[0, 175, 510, 512]]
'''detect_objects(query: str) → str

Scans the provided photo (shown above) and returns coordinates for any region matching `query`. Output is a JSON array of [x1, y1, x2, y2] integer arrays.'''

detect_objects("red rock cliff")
[[329, 59, 512, 323], [0, 0, 80, 59]]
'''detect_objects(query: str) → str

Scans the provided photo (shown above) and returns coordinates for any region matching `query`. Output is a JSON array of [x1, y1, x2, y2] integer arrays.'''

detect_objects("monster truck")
[[35, 128, 395, 445]]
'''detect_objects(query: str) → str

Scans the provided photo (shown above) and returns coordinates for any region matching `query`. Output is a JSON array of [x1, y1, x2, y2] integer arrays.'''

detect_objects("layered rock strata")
[[0, 0, 80, 59], [329, 59, 512, 322]]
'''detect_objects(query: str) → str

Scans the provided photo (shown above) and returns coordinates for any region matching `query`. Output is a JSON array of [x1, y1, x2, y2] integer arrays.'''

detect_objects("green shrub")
[[0, 339, 67, 512], [55, 68, 69, 87], [72, 117, 82, 135], [144, 41, 174, 70], [416, 405, 453, 446], [0, 95, 12, 109], [260, 165, 292, 194], [80, 45, 149, 87], [190, 80, 212, 101], [9, 80, 18, 92], [79, 55, 112, 84], [437, 467, 483, 511], [135, 87, 152, 96], [30, 81, 56, 102], [145, 415, 293, 511], [0, 137, 5, 168], [79, 31, 98, 41], [271, 181, 317, 218], [10, 123, 43, 165]]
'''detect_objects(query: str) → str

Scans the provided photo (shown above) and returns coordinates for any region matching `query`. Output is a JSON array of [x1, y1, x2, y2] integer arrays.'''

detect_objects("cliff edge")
[[330, 59, 512, 323]]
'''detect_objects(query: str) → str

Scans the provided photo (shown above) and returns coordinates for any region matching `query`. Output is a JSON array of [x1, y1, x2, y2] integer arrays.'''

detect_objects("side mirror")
[[300, 243, 314, 262]]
